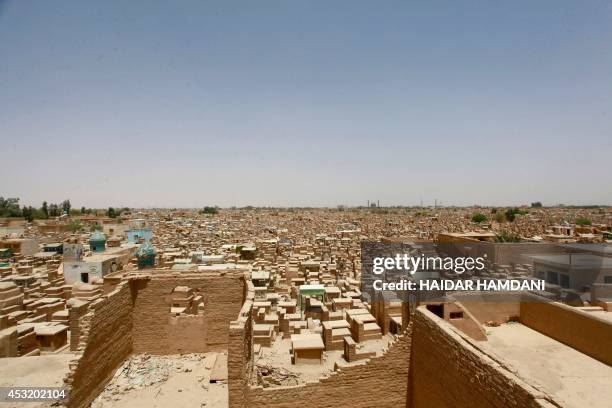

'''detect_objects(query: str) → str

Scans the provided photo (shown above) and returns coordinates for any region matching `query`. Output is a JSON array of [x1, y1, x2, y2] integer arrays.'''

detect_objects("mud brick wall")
[[63, 271, 246, 407], [245, 328, 411, 408], [228, 304, 253, 408], [228, 278, 254, 408], [0, 315, 8, 329], [65, 282, 134, 408], [0, 327, 18, 357], [228, 287, 412, 408], [520, 300, 612, 365], [167, 314, 207, 353], [68, 301, 89, 351], [408, 307, 559, 408], [131, 271, 244, 354], [452, 298, 520, 325]]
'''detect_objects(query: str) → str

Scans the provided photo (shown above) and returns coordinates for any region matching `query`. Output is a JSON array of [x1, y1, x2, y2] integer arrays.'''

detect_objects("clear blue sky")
[[1, 1, 611, 208]]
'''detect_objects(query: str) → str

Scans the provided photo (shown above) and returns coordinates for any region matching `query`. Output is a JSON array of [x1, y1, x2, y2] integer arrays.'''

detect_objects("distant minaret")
[[367, 200, 370, 207], [377, 200, 380, 208], [434, 199, 437, 209]]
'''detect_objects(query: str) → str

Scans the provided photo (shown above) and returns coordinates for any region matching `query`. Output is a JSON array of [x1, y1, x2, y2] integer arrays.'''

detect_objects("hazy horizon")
[[1, 1, 611, 208], [2, 201, 612, 212]]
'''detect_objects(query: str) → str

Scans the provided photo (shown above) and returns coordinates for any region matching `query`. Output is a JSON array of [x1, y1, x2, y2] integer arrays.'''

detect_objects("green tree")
[[107, 207, 117, 218], [0, 197, 22, 217], [495, 231, 521, 242], [22, 206, 34, 222], [49, 203, 60, 217], [66, 221, 83, 232], [41, 201, 49, 218], [81, 206, 86, 214], [33, 208, 46, 219], [471, 213, 487, 223], [494, 213, 505, 223], [504, 208, 522, 222], [200, 206, 219, 215], [531, 201, 542, 208], [575, 218, 592, 226], [61, 199, 71, 215]]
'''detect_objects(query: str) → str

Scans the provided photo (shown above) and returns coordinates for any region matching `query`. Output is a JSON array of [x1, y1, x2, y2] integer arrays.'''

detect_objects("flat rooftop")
[[197, 263, 250, 271], [580, 309, 612, 323], [563, 243, 612, 256], [84, 253, 122, 262], [439, 232, 496, 238], [530, 253, 612, 268], [480, 323, 612, 408]]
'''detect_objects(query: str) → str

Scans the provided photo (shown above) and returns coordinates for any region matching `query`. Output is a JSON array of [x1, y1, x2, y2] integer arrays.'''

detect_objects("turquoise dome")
[[89, 231, 107, 243], [89, 231, 107, 252], [137, 242, 156, 257], [137, 242, 156, 268]]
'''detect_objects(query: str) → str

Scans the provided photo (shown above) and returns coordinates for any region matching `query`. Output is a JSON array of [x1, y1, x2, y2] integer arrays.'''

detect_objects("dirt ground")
[[0, 353, 74, 408], [91, 352, 227, 408]]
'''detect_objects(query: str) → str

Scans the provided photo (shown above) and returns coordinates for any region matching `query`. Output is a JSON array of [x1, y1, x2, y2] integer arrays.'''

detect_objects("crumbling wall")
[[62, 271, 245, 407], [520, 300, 612, 366], [408, 307, 558, 408], [228, 282, 254, 408], [131, 271, 244, 354], [245, 328, 411, 408], [451, 294, 521, 325], [228, 280, 412, 408], [64, 282, 134, 408]]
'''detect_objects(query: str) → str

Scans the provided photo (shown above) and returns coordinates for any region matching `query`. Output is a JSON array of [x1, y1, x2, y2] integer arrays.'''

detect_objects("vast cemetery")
[[1, 205, 611, 407]]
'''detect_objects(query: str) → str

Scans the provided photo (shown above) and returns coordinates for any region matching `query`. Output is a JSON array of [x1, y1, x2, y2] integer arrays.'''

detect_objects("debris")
[[210, 353, 228, 383], [93, 353, 207, 404], [255, 362, 301, 387]]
